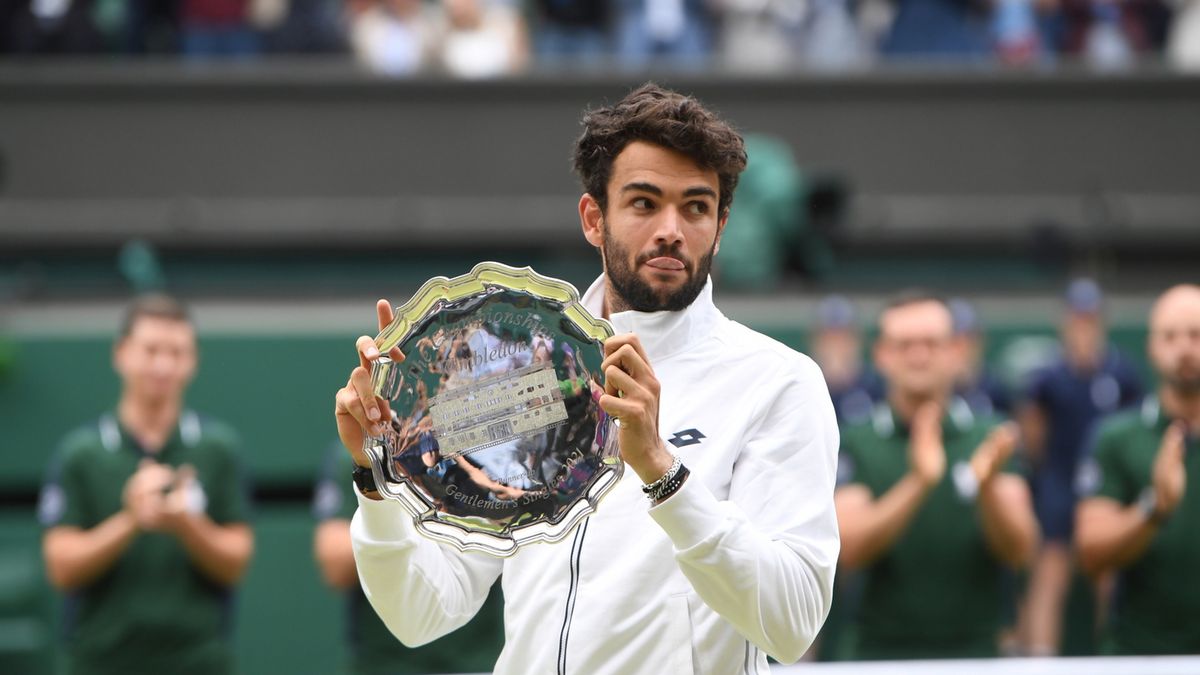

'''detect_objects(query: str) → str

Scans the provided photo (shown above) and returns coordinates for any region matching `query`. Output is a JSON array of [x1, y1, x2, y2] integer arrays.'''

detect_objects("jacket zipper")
[[556, 519, 589, 675]]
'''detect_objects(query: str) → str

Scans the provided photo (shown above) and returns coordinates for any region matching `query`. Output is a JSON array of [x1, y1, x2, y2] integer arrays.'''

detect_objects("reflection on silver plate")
[[361, 262, 622, 556]]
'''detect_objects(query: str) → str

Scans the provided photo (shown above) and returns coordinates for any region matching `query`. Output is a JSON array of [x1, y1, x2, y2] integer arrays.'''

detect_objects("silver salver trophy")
[[360, 262, 623, 556]]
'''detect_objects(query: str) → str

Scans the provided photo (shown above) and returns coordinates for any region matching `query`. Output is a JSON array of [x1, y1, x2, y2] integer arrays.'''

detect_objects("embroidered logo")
[[668, 429, 706, 448]]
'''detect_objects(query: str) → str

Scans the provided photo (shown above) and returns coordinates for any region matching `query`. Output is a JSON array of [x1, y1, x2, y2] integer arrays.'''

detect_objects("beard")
[[1163, 357, 1200, 395], [602, 228, 715, 313]]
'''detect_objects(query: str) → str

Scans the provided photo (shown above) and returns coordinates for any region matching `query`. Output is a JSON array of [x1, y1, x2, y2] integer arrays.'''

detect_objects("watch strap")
[[352, 464, 382, 500]]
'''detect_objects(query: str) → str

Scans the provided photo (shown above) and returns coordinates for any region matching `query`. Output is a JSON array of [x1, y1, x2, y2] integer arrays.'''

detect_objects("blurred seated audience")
[[1, 0, 1195, 71]]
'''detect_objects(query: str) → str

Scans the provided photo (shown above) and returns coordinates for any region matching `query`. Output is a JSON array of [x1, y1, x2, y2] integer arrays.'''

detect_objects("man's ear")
[[579, 193, 604, 249], [714, 210, 729, 255]]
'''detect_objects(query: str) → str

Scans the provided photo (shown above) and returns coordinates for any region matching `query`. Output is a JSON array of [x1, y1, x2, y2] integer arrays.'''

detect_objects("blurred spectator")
[[991, 0, 1051, 65], [712, 0, 803, 71], [38, 294, 254, 675], [180, 0, 261, 58], [950, 297, 1013, 418], [262, 0, 347, 52], [1, 0, 104, 53], [1076, 284, 1200, 654], [834, 291, 1038, 659], [804, 0, 872, 69], [881, 0, 993, 59], [1054, 0, 1172, 65], [120, 0, 180, 54], [313, 444, 505, 673], [348, 0, 434, 75], [615, 0, 714, 70], [811, 295, 884, 426], [530, 0, 610, 69], [433, 0, 528, 78], [1168, 0, 1200, 69], [1018, 277, 1143, 656]]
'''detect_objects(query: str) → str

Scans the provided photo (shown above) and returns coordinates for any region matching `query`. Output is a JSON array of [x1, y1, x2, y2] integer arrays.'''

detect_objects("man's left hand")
[[599, 334, 674, 484], [971, 423, 1019, 486], [161, 464, 203, 533]]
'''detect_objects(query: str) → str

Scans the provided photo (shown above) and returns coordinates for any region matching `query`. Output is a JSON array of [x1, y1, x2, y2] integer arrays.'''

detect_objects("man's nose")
[[652, 207, 685, 246]]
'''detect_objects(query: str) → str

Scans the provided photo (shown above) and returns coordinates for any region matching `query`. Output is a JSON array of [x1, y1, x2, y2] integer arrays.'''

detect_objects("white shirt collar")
[[580, 274, 722, 363]]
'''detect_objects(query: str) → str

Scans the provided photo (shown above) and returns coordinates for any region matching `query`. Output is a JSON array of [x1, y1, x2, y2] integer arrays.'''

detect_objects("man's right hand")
[[334, 299, 405, 468], [908, 402, 947, 489], [122, 459, 174, 531], [1152, 422, 1188, 518]]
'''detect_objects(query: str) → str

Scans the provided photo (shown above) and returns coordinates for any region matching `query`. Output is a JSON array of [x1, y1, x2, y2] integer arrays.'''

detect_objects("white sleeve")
[[350, 491, 505, 647], [648, 359, 840, 664]]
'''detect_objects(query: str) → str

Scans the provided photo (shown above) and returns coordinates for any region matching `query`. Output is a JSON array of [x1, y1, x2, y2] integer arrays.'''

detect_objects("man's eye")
[[687, 202, 709, 215], [632, 198, 652, 209]]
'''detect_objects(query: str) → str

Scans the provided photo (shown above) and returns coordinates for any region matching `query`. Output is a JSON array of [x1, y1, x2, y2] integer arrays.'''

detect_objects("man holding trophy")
[[333, 83, 840, 674]]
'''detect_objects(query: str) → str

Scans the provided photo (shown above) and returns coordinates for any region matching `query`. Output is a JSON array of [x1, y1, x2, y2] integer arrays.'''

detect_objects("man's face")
[[113, 317, 197, 404], [1062, 313, 1105, 370], [875, 301, 959, 399], [580, 141, 724, 312], [952, 332, 984, 383], [814, 328, 862, 387], [1149, 287, 1200, 395]]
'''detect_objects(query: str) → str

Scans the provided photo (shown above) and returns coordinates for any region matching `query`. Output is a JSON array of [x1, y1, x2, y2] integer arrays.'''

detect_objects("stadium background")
[[2, 3, 1200, 670]]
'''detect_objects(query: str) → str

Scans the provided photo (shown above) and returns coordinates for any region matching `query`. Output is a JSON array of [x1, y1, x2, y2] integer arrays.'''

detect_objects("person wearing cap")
[[949, 298, 1012, 419], [834, 291, 1038, 659], [1019, 278, 1143, 656], [38, 294, 254, 675], [812, 295, 885, 426], [1075, 284, 1200, 654]]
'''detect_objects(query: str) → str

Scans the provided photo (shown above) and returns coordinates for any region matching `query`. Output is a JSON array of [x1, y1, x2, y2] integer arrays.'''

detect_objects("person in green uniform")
[[1076, 284, 1200, 655], [834, 291, 1039, 660], [313, 445, 505, 675], [39, 294, 254, 675]]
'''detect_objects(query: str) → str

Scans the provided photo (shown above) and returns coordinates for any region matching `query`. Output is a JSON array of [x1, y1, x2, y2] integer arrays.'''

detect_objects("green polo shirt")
[[39, 411, 250, 675], [836, 401, 1014, 660], [313, 448, 505, 675], [1080, 396, 1200, 655]]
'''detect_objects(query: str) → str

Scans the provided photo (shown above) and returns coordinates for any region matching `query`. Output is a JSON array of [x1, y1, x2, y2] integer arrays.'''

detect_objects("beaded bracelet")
[[650, 465, 690, 503], [641, 455, 682, 497], [642, 456, 690, 502]]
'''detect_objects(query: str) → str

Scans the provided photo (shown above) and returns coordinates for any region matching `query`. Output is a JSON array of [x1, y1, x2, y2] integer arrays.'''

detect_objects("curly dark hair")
[[572, 83, 748, 218]]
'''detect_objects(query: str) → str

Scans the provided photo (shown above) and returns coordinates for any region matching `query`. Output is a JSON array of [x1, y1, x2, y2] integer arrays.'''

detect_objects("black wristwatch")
[[352, 464, 382, 500]]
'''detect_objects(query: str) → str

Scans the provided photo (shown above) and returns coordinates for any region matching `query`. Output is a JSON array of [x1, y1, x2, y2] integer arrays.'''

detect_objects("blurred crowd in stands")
[[2, 0, 1200, 73]]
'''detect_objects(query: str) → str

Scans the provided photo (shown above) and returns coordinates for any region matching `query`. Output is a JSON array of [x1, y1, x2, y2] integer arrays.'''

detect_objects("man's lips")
[[643, 257, 686, 271]]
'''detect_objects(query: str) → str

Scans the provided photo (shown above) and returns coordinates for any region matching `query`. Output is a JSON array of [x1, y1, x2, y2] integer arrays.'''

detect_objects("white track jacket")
[[351, 275, 841, 674]]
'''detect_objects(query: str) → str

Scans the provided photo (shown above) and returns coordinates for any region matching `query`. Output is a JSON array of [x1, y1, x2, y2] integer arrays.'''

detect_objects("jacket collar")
[[871, 396, 975, 439], [581, 274, 722, 363]]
